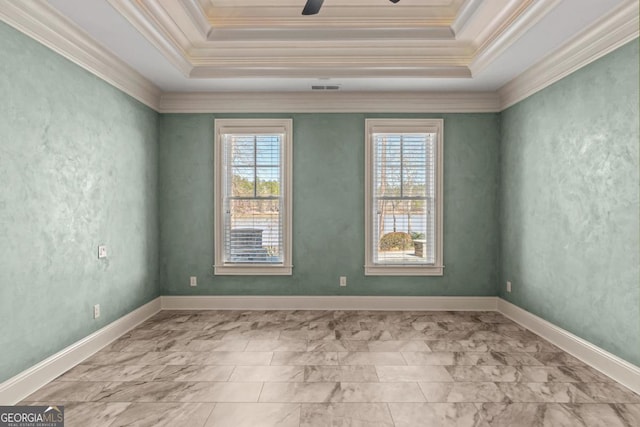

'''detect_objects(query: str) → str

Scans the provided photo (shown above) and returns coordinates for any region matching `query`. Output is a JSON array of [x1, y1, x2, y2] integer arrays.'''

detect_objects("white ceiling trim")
[[199, 0, 464, 28], [157, 91, 501, 113], [0, 0, 161, 110], [107, 0, 472, 80], [108, 0, 551, 80], [450, 0, 483, 36], [188, 65, 472, 79], [499, 0, 639, 110], [108, 0, 192, 77], [0, 0, 637, 114], [469, 0, 561, 75], [183, 0, 211, 40], [202, 15, 455, 29]]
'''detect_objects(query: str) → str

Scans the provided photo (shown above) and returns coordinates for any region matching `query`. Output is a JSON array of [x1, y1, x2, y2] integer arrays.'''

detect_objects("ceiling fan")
[[302, 0, 400, 16]]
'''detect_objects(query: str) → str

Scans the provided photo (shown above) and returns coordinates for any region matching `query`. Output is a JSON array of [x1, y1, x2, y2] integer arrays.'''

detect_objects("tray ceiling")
[[104, 0, 549, 78], [24, 0, 637, 92]]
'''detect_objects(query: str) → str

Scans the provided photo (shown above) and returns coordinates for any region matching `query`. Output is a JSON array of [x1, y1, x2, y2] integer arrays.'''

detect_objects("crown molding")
[[202, 27, 457, 42], [158, 91, 501, 113], [469, 0, 561, 75], [188, 66, 472, 79], [204, 15, 454, 30], [451, 0, 483, 36], [499, 0, 640, 110], [0, 0, 636, 115], [201, 1, 462, 28], [183, 0, 211, 40], [108, 0, 193, 77], [111, 0, 540, 80], [186, 42, 472, 79], [109, 0, 470, 79], [0, 0, 161, 110]]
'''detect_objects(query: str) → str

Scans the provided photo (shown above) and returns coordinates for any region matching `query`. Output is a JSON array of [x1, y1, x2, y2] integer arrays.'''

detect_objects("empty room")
[[0, 0, 638, 426]]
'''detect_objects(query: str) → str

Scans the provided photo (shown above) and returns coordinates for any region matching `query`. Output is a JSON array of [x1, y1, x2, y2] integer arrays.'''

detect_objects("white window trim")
[[364, 118, 444, 276], [214, 118, 293, 275]]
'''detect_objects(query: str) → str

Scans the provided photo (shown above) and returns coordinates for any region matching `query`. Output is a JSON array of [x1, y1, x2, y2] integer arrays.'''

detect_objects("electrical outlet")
[[506, 281, 512, 293], [190, 276, 197, 287], [98, 245, 107, 259], [93, 304, 100, 319], [339, 276, 347, 287]]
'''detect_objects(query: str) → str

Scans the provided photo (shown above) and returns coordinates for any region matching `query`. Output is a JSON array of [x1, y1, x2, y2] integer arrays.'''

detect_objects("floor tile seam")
[[200, 402, 217, 427], [399, 351, 410, 367], [257, 381, 266, 403], [226, 365, 238, 382], [416, 381, 429, 403], [372, 365, 381, 382], [385, 402, 398, 427]]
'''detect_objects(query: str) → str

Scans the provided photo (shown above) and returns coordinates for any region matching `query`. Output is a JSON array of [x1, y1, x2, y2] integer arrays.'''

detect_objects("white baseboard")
[[160, 295, 498, 311], [3, 295, 637, 404], [0, 297, 161, 405], [497, 298, 640, 395]]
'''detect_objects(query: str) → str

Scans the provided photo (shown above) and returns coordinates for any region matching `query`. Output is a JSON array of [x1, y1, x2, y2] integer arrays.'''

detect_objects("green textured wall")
[[159, 113, 500, 296], [2, 10, 637, 385], [0, 22, 159, 382], [500, 40, 640, 365]]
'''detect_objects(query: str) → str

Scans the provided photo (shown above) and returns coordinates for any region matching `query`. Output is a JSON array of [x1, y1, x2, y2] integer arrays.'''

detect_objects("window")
[[365, 119, 443, 276], [214, 119, 292, 275]]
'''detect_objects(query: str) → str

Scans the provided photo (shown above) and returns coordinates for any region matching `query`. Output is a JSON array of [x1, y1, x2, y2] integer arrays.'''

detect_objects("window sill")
[[214, 264, 293, 276], [364, 264, 444, 276]]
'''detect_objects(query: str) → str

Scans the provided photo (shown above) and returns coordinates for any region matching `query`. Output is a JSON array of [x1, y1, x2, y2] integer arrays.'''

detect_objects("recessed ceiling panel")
[[107, 0, 552, 79]]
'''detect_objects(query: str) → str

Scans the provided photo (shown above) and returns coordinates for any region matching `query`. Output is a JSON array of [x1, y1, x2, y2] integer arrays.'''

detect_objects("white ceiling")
[[46, 0, 625, 92]]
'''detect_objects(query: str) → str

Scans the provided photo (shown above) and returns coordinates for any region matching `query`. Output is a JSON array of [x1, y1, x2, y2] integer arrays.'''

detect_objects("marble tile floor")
[[20, 310, 640, 426]]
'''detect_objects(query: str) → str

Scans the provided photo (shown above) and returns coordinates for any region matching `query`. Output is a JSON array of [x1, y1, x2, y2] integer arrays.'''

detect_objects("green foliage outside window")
[[379, 232, 414, 251]]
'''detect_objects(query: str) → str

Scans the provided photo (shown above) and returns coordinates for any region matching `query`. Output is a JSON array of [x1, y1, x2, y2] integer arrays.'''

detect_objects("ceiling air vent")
[[311, 85, 341, 90]]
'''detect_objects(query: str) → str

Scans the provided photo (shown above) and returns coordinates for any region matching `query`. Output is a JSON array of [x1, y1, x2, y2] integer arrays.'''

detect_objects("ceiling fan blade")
[[302, 0, 324, 15], [302, 0, 397, 16]]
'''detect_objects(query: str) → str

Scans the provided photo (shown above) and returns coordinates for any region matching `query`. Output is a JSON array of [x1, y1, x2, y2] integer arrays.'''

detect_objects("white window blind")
[[222, 133, 284, 264], [372, 132, 436, 264], [365, 119, 443, 276], [214, 119, 292, 275]]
